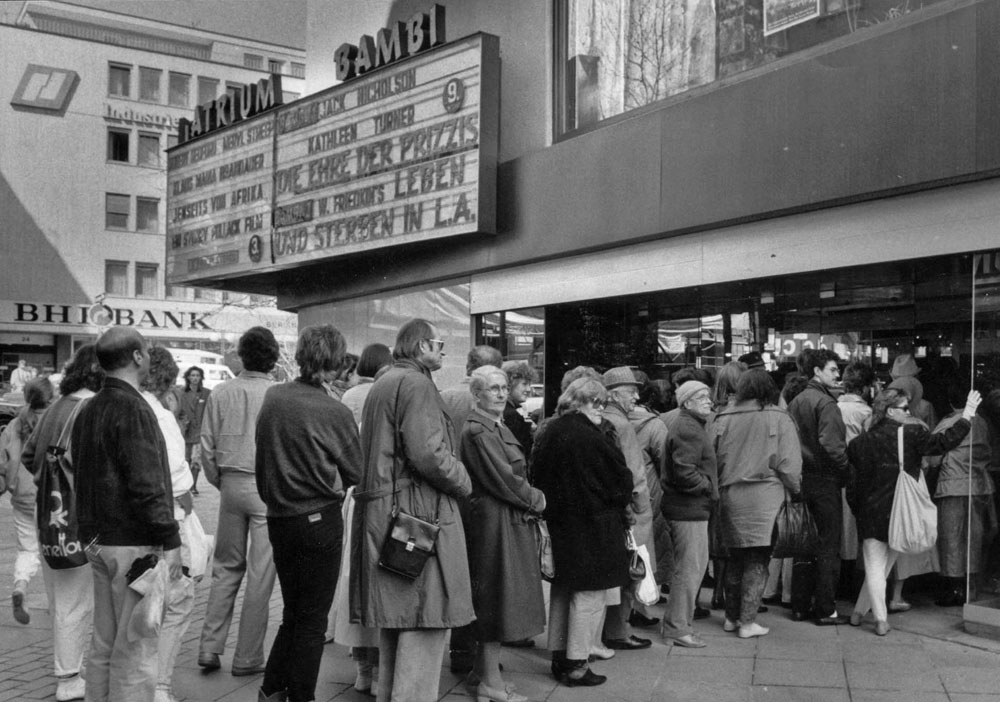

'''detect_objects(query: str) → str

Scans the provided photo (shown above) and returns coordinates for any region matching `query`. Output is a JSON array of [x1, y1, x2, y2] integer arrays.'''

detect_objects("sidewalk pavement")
[[3, 486, 1000, 701]]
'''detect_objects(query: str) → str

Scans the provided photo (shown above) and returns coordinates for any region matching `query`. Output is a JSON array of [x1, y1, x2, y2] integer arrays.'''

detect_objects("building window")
[[108, 63, 130, 97], [139, 67, 161, 102], [290, 62, 306, 79], [268, 58, 284, 74], [107, 129, 130, 162], [138, 133, 160, 168], [105, 260, 128, 296], [168, 72, 190, 107], [136, 197, 159, 233], [135, 263, 158, 298], [556, 0, 948, 135], [244, 53, 264, 70], [197, 76, 218, 105], [105, 193, 130, 229]]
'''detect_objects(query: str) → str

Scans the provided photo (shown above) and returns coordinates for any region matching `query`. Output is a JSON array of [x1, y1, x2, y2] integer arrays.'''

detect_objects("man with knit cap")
[[599, 367, 654, 651], [660, 380, 718, 648]]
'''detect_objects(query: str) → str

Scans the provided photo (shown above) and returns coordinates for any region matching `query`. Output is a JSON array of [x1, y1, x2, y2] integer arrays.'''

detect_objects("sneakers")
[[738, 622, 769, 639], [12, 581, 29, 625], [875, 620, 891, 636], [669, 633, 707, 648], [723, 618, 739, 632], [55, 675, 86, 702]]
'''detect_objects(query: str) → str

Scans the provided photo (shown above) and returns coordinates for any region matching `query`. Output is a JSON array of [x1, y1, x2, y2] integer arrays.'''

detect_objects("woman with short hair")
[[847, 387, 980, 636], [711, 370, 801, 639], [460, 365, 546, 702], [532, 377, 633, 687]]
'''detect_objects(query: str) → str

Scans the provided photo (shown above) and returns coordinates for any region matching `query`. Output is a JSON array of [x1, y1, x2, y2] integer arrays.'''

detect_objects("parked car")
[[165, 348, 236, 389]]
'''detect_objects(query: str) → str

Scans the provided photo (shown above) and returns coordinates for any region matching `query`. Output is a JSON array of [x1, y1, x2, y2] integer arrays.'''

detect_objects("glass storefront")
[[556, 0, 953, 134], [476, 248, 1000, 605]]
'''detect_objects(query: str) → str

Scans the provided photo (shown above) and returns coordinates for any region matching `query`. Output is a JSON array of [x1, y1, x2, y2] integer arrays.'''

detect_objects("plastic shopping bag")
[[631, 544, 659, 607]]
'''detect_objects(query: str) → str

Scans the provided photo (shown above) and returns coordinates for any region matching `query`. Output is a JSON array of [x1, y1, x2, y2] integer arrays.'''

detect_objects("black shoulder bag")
[[377, 380, 442, 580]]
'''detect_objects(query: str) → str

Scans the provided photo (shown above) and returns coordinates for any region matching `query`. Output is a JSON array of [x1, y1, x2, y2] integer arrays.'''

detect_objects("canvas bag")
[[37, 399, 89, 569], [888, 425, 938, 554]]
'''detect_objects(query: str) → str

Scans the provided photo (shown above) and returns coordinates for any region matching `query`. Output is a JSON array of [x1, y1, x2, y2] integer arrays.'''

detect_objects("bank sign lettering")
[[166, 13, 499, 286]]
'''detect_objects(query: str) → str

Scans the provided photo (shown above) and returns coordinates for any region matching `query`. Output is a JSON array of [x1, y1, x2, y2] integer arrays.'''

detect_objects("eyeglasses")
[[425, 338, 445, 351], [486, 384, 509, 395]]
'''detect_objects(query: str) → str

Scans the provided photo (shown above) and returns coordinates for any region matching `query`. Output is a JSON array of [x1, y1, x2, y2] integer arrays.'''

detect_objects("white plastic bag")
[[631, 544, 659, 607], [127, 558, 168, 641], [888, 426, 938, 554]]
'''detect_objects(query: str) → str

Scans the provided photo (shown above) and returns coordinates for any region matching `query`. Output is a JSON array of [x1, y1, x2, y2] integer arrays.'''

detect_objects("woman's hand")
[[963, 390, 983, 420]]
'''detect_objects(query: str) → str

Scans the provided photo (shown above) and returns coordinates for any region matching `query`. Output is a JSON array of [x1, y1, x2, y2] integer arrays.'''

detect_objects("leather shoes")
[[669, 633, 707, 648], [602, 635, 652, 650], [564, 667, 607, 687], [814, 614, 850, 626], [232, 664, 266, 677], [198, 653, 221, 671], [627, 610, 660, 627], [693, 606, 711, 620]]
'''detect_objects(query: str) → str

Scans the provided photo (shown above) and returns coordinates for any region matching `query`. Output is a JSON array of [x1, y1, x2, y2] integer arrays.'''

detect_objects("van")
[[164, 348, 235, 389]]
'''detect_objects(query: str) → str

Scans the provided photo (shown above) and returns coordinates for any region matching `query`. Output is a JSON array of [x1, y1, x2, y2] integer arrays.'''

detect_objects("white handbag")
[[888, 426, 938, 554]]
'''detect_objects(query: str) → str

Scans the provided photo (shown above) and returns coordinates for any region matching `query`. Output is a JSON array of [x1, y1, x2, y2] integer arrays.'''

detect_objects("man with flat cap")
[[659, 380, 718, 648], [73, 327, 182, 700], [599, 367, 655, 651]]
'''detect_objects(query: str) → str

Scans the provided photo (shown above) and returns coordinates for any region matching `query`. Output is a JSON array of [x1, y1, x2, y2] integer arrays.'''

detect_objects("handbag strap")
[[52, 397, 87, 454], [897, 425, 905, 474], [388, 374, 441, 524]]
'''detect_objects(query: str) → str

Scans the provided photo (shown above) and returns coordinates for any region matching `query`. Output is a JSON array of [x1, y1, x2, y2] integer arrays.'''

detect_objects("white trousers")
[[156, 575, 194, 694], [763, 557, 793, 602], [42, 560, 94, 676], [11, 483, 40, 584], [853, 538, 899, 623]]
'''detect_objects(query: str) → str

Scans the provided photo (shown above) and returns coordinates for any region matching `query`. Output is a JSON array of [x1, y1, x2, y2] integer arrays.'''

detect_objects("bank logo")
[[11, 64, 78, 112]]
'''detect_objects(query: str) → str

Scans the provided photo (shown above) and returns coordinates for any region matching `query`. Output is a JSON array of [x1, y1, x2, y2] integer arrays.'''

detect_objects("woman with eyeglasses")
[[846, 386, 980, 635], [532, 377, 633, 688], [459, 365, 546, 702]]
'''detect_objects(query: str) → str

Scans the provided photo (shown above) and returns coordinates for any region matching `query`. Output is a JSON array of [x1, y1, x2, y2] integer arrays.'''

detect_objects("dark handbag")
[[378, 507, 440, 580], [37, 400, 89, 569], [626, 528, 645, 581], [771, 495, 819, 559]]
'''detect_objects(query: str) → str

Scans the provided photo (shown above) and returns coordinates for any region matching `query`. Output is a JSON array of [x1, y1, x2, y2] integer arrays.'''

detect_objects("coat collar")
[[468, 407, 503, 428], [394, 357, 433, 379]]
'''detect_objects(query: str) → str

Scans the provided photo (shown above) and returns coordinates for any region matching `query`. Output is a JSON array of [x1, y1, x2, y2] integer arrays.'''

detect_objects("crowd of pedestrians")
[[3, 320, 1000, 702]]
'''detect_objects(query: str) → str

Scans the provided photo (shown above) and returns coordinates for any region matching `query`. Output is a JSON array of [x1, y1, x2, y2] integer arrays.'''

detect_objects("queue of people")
[[4, 321, 1000, 702]]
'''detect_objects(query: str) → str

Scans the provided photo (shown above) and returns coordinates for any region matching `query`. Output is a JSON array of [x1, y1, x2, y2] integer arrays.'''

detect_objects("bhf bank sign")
[[166, 4, 500, 287]]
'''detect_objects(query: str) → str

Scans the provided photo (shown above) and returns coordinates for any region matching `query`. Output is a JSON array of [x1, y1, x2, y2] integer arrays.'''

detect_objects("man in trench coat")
[[352, 318, 474, 702]]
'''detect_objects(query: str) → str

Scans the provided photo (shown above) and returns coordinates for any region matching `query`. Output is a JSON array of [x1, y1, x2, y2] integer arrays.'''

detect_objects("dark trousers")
[[791, 479, 842, 618], [263, 503, 342, 702]]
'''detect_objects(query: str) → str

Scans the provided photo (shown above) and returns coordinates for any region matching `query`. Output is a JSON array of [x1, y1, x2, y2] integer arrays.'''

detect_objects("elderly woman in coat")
[[711, 370, 801, 639], [846, 386, 979, 636], [460, 366, 546, 702], [533, 377, 633, 688]]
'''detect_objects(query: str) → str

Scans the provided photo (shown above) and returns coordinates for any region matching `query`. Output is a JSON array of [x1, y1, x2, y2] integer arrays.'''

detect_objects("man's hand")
[[164, 546, 183, 581]]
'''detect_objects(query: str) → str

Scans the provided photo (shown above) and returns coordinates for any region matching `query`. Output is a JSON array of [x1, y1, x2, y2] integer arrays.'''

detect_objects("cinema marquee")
[[166, 5, 499, 287]]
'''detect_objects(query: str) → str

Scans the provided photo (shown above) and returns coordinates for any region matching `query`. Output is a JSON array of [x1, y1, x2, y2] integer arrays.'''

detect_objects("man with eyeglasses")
[[439, 344, 504, 672], [598, 367, 655, 651], [787, 348, 851, 626], [660, 380, 718, 648], [355, 318, 475, 702]]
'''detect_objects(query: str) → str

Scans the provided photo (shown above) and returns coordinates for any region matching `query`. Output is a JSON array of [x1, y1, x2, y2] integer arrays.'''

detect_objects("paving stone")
[[657, 655, 754, 685], [849, 691, 949, 702], [840, 642, 931, 668], [949, 695, 1000, 702], [753, 659, 846, 688], [756, 638, 841, 662], [846, 663, 945, 692], [752, 684, 849, 702], [923, 639, 1000, 668], [650, 680, 751, 702], [940, 666, 1000, 694]]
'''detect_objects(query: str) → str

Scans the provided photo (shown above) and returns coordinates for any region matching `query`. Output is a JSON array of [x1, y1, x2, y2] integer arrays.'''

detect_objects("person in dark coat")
[[533, 377, 633, 688], [500, 360, 537, 475], [460, 366, 546, 702], [846, 387, 979, 636], [177, 366, 210, 494]]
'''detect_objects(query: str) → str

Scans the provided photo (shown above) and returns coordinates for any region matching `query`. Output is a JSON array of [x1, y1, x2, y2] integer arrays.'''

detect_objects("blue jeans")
[[262, 503, 342, 702], [661, 520, 709, 639]]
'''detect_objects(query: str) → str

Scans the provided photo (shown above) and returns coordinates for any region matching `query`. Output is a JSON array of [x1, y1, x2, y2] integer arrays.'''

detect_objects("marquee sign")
[[166, 24, 499, 286]]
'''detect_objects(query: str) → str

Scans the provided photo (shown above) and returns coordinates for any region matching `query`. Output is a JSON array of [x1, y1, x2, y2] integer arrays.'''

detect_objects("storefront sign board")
[[166, 33, 499, 286]]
